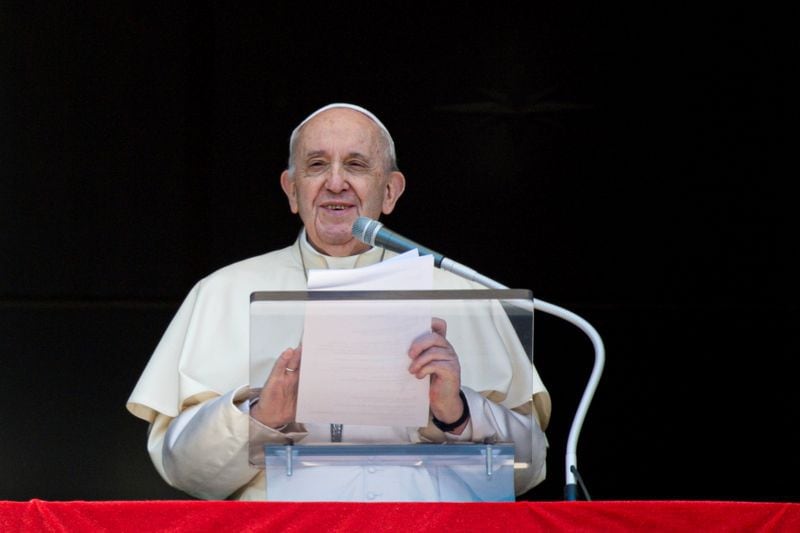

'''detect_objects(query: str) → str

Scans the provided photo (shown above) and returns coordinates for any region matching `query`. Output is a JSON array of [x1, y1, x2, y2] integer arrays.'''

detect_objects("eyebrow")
[[303, 150, 372, 161]]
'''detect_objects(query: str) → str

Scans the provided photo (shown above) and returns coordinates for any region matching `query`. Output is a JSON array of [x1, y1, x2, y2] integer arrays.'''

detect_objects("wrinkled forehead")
[[287, 103, 397, 171], [294, 103, 392, 140]]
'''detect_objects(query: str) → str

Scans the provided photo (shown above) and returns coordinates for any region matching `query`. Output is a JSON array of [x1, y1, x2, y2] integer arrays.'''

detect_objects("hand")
[[408, 318, 467, 432], [251, 346, 302, 429]]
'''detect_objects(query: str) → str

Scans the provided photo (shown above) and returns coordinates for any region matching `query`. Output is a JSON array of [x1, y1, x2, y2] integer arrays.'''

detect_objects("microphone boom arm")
[[351, 215, 605, 499], [440, 257, 605, 501]]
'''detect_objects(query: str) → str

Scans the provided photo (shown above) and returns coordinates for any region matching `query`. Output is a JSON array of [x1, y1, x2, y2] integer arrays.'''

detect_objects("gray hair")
[[286, 103, 398, 175]]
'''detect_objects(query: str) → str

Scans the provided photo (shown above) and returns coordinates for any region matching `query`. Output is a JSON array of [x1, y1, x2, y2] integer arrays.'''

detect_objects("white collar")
[[298, 229, 385, 272]]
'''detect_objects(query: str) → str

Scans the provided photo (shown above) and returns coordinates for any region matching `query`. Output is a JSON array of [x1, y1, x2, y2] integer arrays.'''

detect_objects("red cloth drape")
[[1, 500, 799, 532]]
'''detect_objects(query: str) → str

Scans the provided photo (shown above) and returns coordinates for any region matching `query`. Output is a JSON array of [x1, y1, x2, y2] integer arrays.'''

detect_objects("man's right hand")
[[250, 346, 302, 429]]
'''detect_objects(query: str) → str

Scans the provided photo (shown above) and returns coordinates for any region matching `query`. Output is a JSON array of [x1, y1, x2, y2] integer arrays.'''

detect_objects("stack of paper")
[[296, 251, 434, 427]]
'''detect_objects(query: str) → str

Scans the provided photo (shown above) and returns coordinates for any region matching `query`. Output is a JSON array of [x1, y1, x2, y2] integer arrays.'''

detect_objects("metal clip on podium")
[[249, 289, 537, 502], [263, 443, 515, 501], [266, 444, 510, 479]]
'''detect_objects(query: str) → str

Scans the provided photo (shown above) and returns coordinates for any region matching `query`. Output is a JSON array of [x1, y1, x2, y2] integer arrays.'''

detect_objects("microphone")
[[351, 216, 445, 267], [351, 216, 489, 284]]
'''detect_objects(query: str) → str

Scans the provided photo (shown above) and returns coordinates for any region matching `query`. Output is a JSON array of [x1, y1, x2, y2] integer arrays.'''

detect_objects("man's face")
[[281, 108, 405, 257]]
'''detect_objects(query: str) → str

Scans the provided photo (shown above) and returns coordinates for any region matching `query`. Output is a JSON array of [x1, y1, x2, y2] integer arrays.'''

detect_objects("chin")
[[310, 229, 350, 250], [316, 221, 353, 240]]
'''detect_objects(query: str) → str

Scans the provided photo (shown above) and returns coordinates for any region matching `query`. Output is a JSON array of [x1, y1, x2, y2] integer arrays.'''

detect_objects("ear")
[[280, 170, 299, 214], [381, 171, 406, 215]]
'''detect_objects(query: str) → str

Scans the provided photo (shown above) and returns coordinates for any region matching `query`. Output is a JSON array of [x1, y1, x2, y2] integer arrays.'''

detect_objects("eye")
[[305, 159, 328, 173], [347, 160, 369, 170]]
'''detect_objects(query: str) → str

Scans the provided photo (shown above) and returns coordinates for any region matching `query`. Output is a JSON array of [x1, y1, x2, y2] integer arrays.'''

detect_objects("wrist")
[[431, 390, 470, 432], [250, 397, 289, 431]]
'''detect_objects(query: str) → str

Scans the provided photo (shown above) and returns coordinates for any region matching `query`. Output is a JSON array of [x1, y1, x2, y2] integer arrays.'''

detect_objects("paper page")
[[296, 252, 433, 427], [306, 249, 425, 290]]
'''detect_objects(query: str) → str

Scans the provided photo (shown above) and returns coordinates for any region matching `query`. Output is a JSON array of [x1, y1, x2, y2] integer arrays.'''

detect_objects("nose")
[[325, 164, 349, 193]]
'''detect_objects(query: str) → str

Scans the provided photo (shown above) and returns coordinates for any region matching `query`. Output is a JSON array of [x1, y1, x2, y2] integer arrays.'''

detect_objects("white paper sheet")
[[295, 251, 434, 427]]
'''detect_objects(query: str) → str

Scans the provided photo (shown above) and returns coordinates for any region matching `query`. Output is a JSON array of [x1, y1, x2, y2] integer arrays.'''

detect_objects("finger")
[[408, 349, 461, 377], [431, 317, 447, 337], [283, 345, 302, 373], [408, 331, 450, 359], [268, 347, 301, 381], [413, 361, 459, 382]]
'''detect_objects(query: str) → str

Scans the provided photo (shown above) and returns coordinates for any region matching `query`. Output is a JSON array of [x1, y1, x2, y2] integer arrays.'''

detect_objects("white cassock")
[[127, 232, 551, 500]]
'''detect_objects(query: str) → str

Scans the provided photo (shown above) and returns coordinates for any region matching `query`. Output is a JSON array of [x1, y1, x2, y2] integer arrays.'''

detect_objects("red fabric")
[[1, 500, 799, 532]]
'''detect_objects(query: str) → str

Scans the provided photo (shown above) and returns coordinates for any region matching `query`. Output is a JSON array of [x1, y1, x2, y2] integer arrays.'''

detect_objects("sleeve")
[[147, 386, 308, 500], [418, 386, 547, 496]]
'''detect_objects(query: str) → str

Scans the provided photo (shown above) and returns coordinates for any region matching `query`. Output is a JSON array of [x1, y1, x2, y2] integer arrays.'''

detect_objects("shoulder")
[[196, 241, 305, 293], [213, 242, 299, 275]]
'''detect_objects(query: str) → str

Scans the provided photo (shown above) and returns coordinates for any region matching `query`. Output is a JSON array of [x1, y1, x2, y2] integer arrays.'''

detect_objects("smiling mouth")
[[322, 203, 353, 211]]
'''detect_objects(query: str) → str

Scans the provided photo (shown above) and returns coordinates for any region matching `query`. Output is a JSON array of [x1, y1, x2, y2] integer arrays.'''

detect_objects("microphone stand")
[[440, 258, 605, 501]]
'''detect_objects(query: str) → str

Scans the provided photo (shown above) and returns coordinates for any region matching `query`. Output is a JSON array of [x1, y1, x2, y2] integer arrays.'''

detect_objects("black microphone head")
[[351, 216, 382, 246]]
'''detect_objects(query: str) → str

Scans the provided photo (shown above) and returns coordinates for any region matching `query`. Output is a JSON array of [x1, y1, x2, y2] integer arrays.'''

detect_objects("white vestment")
[[127, 235, 551, 500]]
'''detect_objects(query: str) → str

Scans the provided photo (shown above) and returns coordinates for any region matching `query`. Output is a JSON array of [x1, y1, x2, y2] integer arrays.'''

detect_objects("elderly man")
[[127, 103, 550, 500]]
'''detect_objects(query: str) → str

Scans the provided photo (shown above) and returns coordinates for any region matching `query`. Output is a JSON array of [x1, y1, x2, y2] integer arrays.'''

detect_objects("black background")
[[1, 4, 797, 502]]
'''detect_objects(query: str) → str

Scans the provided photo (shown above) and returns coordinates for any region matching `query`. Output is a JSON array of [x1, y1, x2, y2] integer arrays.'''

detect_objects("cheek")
[[362, 183, 388, 207], [286, 187, 301, 213], [294, 182, 319, 210]]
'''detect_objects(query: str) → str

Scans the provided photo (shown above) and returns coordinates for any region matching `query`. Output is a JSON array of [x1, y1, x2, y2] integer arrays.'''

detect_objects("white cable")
[[441, 257, 605, 500]]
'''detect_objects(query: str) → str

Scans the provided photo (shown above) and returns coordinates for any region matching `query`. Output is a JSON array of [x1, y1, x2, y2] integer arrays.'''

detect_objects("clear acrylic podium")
[[249, 289, 535, 502]]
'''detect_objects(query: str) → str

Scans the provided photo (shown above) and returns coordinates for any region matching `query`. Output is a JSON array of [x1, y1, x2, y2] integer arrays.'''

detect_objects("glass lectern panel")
[[248, 289, 534, 502], [264, 443, 516, 502]]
